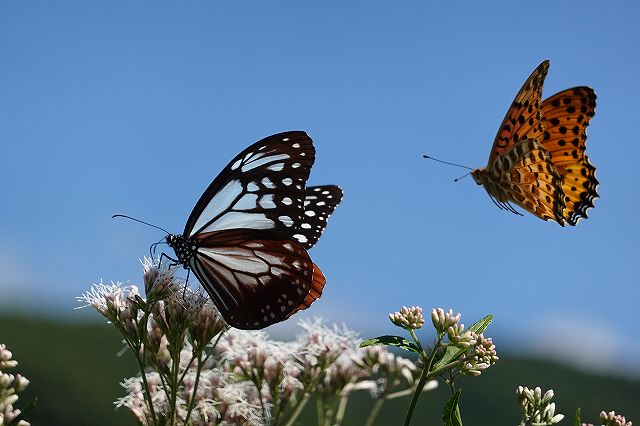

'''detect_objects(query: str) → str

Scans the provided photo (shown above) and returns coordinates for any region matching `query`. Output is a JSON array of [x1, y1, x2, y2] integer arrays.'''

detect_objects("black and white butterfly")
[[166, 131, 342, 330]]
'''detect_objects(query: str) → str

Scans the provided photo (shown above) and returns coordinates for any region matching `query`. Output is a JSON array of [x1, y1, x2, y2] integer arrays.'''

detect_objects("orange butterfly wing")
[[487, 60, 549, 163], [477, 61, 599, 225], [540, 87, 599, 225], [493, 138, 565, 224]]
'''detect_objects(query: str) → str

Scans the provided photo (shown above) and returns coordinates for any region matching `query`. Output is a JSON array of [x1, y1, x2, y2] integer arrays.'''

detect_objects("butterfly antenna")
[[453, 172, 471, 182], [112, 214, 171, 234], [422, 155, 473, 170]]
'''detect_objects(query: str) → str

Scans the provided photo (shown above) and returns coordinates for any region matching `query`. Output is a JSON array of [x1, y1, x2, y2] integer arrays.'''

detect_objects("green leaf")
[[573, 407, 582, 426], [434, 314, 493, 370], [468, 314, 493, 335], [442, 389, 463, 426], [359, 335, 419, 353]]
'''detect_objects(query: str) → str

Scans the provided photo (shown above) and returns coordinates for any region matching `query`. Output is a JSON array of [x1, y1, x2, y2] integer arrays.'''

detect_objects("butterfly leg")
[[181, 268, 191, 298], [158, 251, 179, 268]]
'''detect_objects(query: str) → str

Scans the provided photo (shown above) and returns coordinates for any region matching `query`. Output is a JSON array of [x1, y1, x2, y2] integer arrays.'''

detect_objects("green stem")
[[316, 396, 324, 426], [135, 311, 158, 424], [134, 351, 157, 425], [333, 391, 350, 425], [323, 399, 334, 426], [403, 331, 442, 426], [364, 397, 385, 426], [178, 354, 197, 385], [183, 354, 202, 425], [282, 392, 311, 426], [168, 345, 181, 425]]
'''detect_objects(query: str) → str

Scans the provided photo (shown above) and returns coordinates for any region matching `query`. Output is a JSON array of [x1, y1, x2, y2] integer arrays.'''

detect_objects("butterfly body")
[[166, 131, 342, 330], [474, 61, 598, 226]]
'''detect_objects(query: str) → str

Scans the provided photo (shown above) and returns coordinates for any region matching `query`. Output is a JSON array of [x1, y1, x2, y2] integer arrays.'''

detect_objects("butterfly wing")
[[491, 138, 566, 224], [487, 60, 549, 163], [189, 230, 320, 329], [540, 87, 599, 225], [184, 131, 314, 238], [177, 132, 341, 329], [292, 185, 344, 249]]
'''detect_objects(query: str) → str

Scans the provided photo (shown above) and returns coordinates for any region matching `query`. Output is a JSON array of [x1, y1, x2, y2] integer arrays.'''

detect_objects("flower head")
[[389, 306, 425, 330], [516, 386, 564, 425], [431, 308, 461, 334], [0, 344, 31, 426], [459, 334, 498, 376], [600, 411, 632, 426]]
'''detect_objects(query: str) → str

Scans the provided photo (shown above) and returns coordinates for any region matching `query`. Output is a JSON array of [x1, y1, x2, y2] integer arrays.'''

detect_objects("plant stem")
[[183, 355, 202, 425], [334, 391, 350, 425], [316, 396, 324, 426], [135, 311, 158, 424], [134, 351, 158, 425], [403, 331, 441, 426], [168, 345, 181, 425], [282, 393, 311, 426], [364, 398, 385, 426]]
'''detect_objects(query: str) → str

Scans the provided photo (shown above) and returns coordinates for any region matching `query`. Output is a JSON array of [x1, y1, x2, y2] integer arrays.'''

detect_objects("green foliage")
[[433, 314, 493, 370], [442, 389, 463, 426], [574, 407, 582, 426], [359, 335, 420, 353]]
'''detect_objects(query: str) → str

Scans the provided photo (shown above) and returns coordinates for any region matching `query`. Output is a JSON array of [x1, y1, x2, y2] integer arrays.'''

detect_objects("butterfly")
[[470, 60, 599, 226], [166, 131, 342, 329]]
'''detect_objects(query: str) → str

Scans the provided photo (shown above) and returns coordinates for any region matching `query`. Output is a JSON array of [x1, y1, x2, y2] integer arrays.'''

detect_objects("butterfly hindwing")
[[184, 131, 315, 238], [293, 185, 344, 249], [540, 87, 599, 225], [189, 230, 316, 329], [493, 138, 565, 224], [473, 61, 598, 225], [488, 60, 549, 161]]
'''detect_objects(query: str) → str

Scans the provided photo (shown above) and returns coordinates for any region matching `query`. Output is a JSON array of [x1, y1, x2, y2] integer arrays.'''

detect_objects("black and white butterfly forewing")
[[166, 131, 342, 330], [294, 185, 344, 249]]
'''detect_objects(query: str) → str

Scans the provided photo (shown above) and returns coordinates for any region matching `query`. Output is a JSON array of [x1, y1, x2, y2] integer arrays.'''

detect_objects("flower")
[[389, 306, 425, 330], [516, 386, 564, 425], [447, 324, 477, 349], [431, 308, 461, 334], [600, 411, 632, 426], [0, 344, 30, 426]]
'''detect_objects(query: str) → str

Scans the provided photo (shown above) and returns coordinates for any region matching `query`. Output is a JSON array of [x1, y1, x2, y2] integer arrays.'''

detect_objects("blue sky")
[[1, 2, 638, 375]]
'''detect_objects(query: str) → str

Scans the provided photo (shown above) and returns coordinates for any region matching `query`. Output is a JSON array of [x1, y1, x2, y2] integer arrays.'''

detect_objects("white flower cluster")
[[516, 386, 564, 426], [80, 261, 418, 426], [593, 411, 633, 426], [389, 306, 425, 330], [0, 344, 30, 426]]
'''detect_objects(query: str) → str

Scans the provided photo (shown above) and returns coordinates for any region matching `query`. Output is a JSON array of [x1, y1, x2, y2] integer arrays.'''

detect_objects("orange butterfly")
[[470, 60, 599, 226]]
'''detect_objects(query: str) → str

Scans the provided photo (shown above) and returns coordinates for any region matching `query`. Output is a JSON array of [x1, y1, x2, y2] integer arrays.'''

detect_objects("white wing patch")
[[198, 247, 270, 275], [293, 185, 343, 249], [259, 194, 276, 209], [235, 193, 258, 210], [293, 233, 308, 243], [241, 153, 290, 172], [201, 212, 274, 233], [190, 180, 243, 236]]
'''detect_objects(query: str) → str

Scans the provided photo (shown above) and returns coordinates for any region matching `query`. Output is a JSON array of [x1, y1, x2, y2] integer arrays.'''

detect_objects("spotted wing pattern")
[[540, 87, 599, 225], [184, 131, 315, 238], [169, 131, 341, 330], [475, 61, 598, 225], [490, 139, 565, 224], [293, 185, 344, 249], [488, 60, 549, 161]]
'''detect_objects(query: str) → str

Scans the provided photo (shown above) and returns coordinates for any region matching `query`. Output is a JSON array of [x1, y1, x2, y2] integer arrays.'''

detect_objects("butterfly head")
[[471, 168, 487, 186], [166, 234, 197, 266]]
